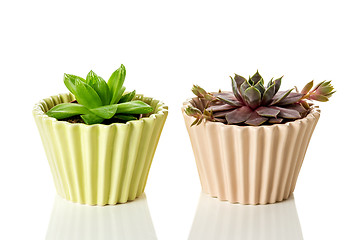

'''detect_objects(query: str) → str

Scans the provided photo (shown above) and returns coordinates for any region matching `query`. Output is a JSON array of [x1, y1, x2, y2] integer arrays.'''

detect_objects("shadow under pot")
[[33, 93, 168, 205], [182, 100, 320, 205]]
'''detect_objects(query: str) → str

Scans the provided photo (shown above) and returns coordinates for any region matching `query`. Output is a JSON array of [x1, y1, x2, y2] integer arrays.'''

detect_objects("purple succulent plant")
[[185, 71, 334, 126]]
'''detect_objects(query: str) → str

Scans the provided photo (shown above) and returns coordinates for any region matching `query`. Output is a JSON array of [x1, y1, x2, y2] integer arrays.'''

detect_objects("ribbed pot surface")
[[34, 93, 168, 205], [183, 102, 320, 204]]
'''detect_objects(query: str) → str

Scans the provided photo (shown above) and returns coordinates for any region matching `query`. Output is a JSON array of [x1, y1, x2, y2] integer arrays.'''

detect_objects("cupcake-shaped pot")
[[33, 66, 168, 205], [34, 93, 167, 205], [183, 102, 319, 204], [183, 71, 333, 204]]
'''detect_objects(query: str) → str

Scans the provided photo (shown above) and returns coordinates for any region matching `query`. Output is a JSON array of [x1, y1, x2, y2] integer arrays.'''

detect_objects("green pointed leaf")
[[90, 104, 119, 119], [90, 76, 111, 105], [325, 91, 336, 97], [255, 106, 280, 118], [312, 80, 326, 91], [108, 64, 126, 104], [63, 74, 85, 95], [244, 86, 261, 109], [225, 106, 252, 124], [310, 94, 329, 102], [119, 90, 136, 103], [270, 89, 293, 105], [245, 112, 268, 126], [113, 114, 138, 121], [301, 80, 313, 94], [116, 100, 153, 114], [86, 70, 99, 87], [74, 80, 103, 108], [80, 113, 104, 125], [46, 103, 91, 119], [318, 86, 334, 95]]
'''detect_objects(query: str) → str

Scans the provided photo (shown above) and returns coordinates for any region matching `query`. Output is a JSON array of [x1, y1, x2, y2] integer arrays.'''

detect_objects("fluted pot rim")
[[182, 99, 320, 129], [33, 92, 168, 128]]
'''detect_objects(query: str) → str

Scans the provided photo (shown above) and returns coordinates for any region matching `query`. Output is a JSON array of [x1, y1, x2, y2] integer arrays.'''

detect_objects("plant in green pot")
[[182, 71, 334, 204], [33, 65, 168, 205]]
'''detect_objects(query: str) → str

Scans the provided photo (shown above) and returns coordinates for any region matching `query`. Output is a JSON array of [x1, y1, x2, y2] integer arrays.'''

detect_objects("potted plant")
[[33, 65, 168, 205], [182, 71, 334, 204]]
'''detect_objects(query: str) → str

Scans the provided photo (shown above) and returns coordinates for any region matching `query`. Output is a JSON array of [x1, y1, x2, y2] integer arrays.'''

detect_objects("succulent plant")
[[185, 71, 334, 126], [47, 65, 153, 125]]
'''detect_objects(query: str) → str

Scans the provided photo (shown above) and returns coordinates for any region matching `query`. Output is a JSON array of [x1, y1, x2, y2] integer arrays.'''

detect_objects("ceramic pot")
[[33, 93, 168, 205], [182, 101, 320, 204]]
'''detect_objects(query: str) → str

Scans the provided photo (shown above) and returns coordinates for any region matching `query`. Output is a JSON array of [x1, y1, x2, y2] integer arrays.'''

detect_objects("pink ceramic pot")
[[182, 101, 320, 204]]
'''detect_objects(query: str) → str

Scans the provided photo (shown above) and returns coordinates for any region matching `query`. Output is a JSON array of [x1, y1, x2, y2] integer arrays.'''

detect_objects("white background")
[[0, 0, 354, 239]]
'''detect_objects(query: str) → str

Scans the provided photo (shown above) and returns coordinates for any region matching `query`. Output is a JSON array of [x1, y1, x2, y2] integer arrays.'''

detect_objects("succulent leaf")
[[231, 76, 243, 101], [255, 106, 280, 118], [261, 83, 275, 105], [234, 74, 247, 87], [268, 118, 283, 124], [301, 80, 313, 94], [119, 90, 136, 103], [192, 85, 207, 98], [240, 80, 252, 97], [244, 86, 261, 109], [255, 81, 265, 96], [92, 76, 111, 105], [276, 92, 304, 106], [206, 104, 236, 112], [90, 104, 119, 119], [113, 114, 138, 121], [64, 74, 85, 95], [74, 80, 103, 108], [116, 100, 153, 114], [270, 89, 293, 105], [46, 103, 91, 119], [271, 106, 301, 119], [81, 113, 105, 125], [217, 96, 243, 107], [309, 94, 329, 102], [86, 70, 99, 87], [251, 70, 262, 84], [225, 106, 252, 124], [273, 76, 283, 94], [245, 112, 268, 126], [108, 64, 126, 104]]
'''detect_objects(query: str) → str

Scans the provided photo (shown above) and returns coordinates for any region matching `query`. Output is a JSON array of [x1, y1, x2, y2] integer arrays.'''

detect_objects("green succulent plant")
[[47, 65, 153, 125], [185, 71, 334, 126]]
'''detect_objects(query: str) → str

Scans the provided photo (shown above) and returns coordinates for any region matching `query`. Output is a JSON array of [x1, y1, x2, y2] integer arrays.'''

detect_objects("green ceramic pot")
[[33, 93, 168, 205]]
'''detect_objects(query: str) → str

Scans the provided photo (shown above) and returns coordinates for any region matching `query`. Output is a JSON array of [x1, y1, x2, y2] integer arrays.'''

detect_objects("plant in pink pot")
[[182, 71, 334, 204]]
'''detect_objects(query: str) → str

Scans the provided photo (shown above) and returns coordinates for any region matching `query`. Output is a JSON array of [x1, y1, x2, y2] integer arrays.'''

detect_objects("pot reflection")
[[46, 193, 157, 240], [189, 193, 303, 240]]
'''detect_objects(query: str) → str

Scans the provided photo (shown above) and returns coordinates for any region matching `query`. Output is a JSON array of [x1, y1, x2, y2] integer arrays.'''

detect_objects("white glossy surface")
[[1, 0, 354, 239], [189, 194, 303, 240], [46, 194, 157, 240]]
